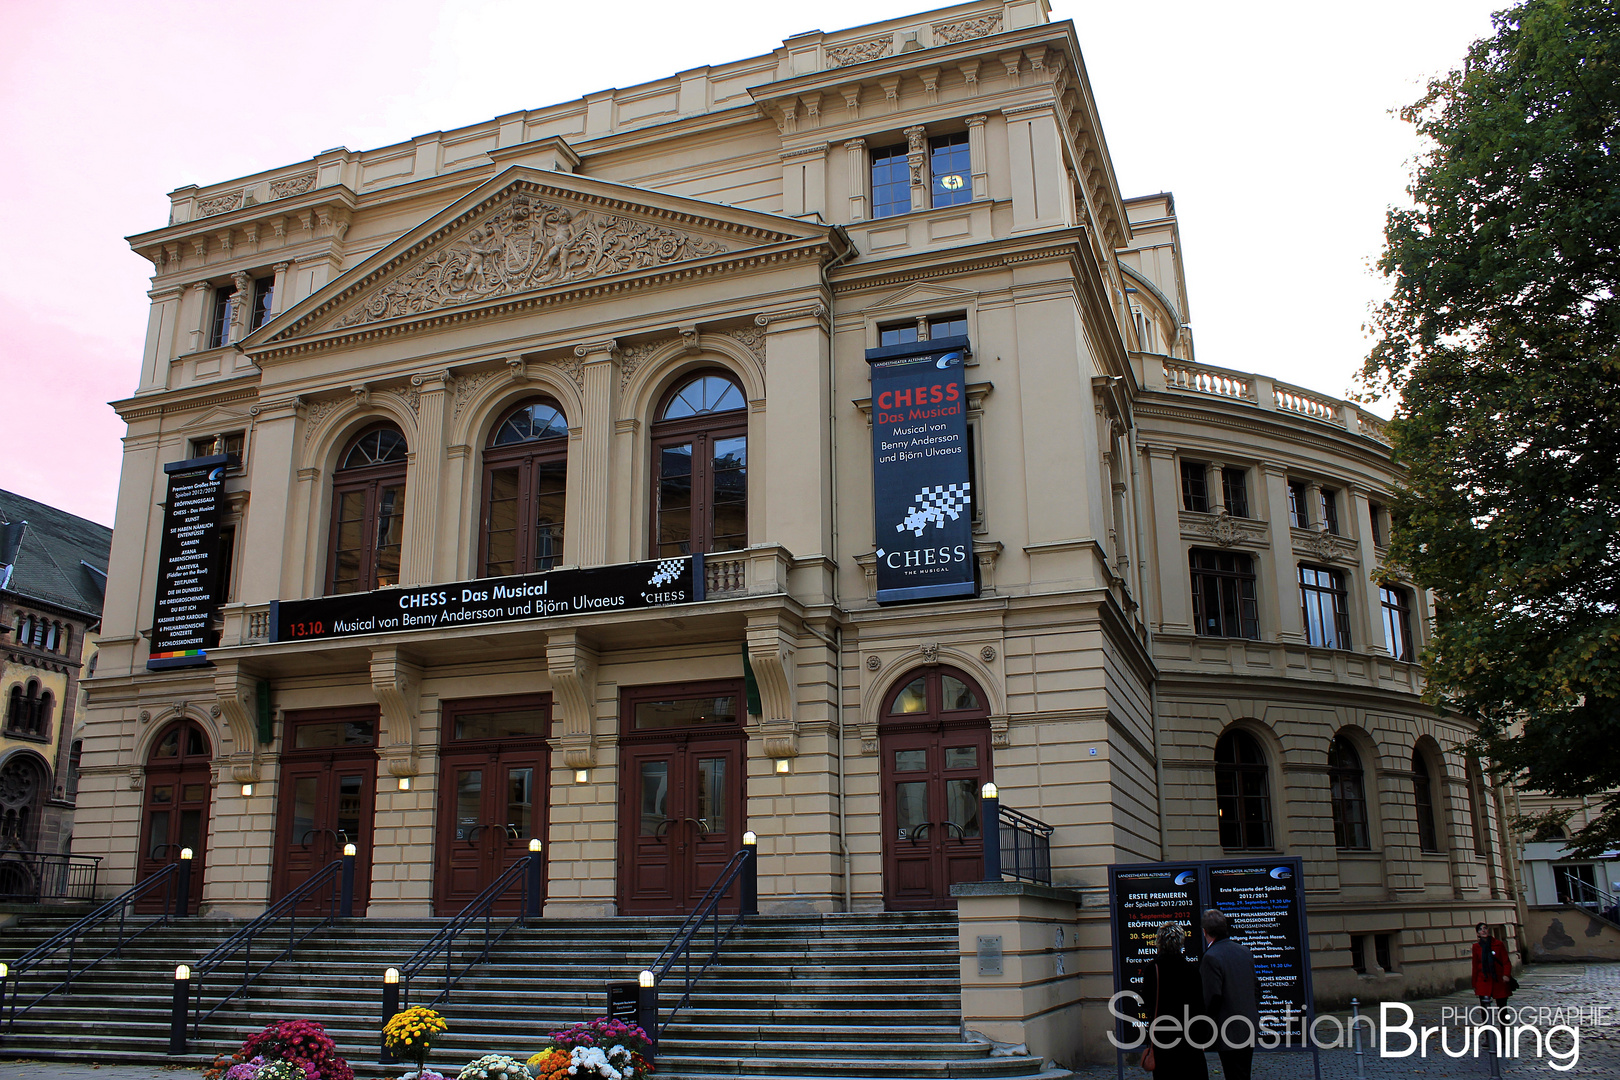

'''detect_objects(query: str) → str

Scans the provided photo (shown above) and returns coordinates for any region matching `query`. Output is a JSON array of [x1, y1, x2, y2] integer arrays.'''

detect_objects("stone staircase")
[[0, 911, 1068, 1080]]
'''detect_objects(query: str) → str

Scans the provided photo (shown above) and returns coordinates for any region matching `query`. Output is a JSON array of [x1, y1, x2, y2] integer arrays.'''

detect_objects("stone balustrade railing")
[[1153, 358, 1391, 446]]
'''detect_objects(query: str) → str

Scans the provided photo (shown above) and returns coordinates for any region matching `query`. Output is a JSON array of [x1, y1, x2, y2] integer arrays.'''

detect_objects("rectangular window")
[[1190, 549, 1260, 639], [207, 287, 235, 349], [1180, 460, 1210, 513], [929, 131, 971, 208], [1375, 934, 1396, 972], [189, 431, 245, 467], [1221, 467, 1250, 518], [928, 314, 968, 339], [879, 321, 919, 347], [871, 143, 910, 219], [250, 276, 275, 331], [1299, 565, 1351, 649], [1288, 481, 1310, 528], [1320, 488, 1341, 534], [1369, 501, 1385, 546], [1381, 586, 1414, 661], [1349, 935, 1366, 975]]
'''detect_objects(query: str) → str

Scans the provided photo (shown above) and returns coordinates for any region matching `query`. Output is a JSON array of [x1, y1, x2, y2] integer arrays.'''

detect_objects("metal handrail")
[[643, 847, 753, 1033], [1558, 870, 1620, 923], [998, 804, 1054, 886], [189, 858, 345, 1032], [2, 862, 182, 1030], [0, 850, 103, 903], [399, 853, 538, 1008]]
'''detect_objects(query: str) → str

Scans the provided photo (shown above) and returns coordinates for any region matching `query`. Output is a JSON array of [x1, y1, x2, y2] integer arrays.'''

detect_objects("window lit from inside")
[[929, 132, 970, 208]]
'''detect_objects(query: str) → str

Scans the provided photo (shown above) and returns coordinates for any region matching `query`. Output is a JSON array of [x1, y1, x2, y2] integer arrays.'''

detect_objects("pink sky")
[[0, 0, 1501, 527]]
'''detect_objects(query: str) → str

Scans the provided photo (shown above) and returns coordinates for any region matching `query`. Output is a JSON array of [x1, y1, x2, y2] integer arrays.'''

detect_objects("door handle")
[[906, 822, 934, 843], [941, 820, 968, 839], [682, 817, 710, 835], [499, 823, 521, 843], [654, 818, 677, 839], [466, 823, 488, 848]]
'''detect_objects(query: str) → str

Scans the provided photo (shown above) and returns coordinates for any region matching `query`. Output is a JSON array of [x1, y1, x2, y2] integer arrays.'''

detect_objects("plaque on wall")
[[147, 454, 229, 670]]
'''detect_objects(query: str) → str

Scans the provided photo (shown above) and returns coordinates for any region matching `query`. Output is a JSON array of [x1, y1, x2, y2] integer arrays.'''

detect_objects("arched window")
[[35, 691, 53, 738], [1215, 730, 1273, 850], [1328, 734, 1370, 849], [1466, 758, 1491, 857], [481, 399, 568, 576], [20, 680, 41, 735], [327, 424, 408, 594], [650, 373, 747, 557], [1412, 749, 1441, 853], [0, 756, 45, 847], [5, 685, 21, 731]]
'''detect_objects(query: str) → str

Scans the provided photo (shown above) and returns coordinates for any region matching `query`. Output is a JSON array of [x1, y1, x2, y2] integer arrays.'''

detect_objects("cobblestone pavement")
[[1068, 961, 1620, 1078]]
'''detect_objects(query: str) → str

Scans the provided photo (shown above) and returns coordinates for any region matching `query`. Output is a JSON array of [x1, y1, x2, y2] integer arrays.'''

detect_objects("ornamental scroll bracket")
[[212, 661, 261, 779], [370, 647, 422, 778], [547, 631, 600, 770], [747, 614, 798, 761]]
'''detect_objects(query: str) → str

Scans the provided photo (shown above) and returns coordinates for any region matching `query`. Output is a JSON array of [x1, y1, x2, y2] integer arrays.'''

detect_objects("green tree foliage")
[[1364, 0, 1620, 854]]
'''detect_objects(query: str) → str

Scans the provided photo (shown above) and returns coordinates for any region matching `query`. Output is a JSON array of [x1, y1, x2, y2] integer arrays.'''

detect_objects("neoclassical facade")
[[78, 0, 1514, 1057]]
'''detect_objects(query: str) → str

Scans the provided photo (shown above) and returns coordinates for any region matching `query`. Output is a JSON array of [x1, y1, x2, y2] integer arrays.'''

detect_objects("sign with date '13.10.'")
[[271, 555, 704, 643]]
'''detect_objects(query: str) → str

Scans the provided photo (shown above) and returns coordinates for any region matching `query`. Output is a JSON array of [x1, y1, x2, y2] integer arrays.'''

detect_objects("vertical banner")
[[866, 334, 976, 604], [1107, 863, 1203, 1037], [148, 454, 229, 670]]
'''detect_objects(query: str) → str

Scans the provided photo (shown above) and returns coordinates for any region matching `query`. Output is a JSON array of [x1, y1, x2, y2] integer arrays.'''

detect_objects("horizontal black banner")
[[271, 555, 704, 643]]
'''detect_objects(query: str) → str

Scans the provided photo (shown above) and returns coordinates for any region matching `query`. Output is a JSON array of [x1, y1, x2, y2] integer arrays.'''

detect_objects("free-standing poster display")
[[1107, 856, 1319, 1080], [147, 453, 230, 670], [865, 335, 976, 604]]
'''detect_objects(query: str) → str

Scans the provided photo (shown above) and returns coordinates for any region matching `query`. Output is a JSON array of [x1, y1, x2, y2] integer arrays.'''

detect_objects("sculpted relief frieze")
[[332, 193, 730, 330]]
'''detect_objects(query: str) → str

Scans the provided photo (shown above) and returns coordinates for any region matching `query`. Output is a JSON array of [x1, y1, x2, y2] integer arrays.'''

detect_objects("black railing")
[[1558, 870, 1620, 925], [641, 842, 757, 1036], [2, 862, 183, 1030], [0, 851, 102, 903], [399, 851, 542, 1009], [188, 855, 351, 1033], [982, 790, 1054, 886]]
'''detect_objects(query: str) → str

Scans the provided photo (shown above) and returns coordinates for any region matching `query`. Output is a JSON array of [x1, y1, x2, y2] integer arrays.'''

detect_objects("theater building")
[[77, 0, 1516, 1054]]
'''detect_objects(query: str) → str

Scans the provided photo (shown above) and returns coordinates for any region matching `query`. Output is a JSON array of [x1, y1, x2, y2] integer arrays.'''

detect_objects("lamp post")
[[340, 843, 357, 918], [741, 831, 758, 916], [526, 839, 543, 921], [176, 847, 193, 918], [980, 783, 1001, 882], [169, 964, 191, 1054], [637, 968, 659, 1058], [381, 967, 400, 1063]]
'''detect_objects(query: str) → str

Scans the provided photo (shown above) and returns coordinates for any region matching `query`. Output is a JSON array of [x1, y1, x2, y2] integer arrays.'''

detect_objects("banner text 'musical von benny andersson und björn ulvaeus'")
[[866, 334, 976, 604]]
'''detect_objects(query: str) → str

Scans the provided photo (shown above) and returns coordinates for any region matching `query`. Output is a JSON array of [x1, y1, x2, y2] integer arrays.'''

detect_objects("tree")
[[1363, 0, 1620, 854]]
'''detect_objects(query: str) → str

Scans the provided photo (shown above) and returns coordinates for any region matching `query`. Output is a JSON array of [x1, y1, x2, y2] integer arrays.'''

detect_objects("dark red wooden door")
[[879, 668, 993, 911], [434, 695, 550, 916], [271, 707, 377, 914], [137, 719, 212, 913]]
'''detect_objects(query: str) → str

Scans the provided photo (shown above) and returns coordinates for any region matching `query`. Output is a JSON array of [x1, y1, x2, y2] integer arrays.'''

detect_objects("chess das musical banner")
[[148, 453, 230, 670], [866, 335, 976, 603]]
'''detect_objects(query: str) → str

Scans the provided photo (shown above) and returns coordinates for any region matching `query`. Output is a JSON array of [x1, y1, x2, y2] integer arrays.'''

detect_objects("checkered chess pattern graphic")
[[648, 558, 686, 588], [896, 482, 972, 537]]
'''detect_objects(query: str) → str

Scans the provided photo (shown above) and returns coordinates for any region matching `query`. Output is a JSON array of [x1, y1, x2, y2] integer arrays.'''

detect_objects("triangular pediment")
[[253, 167, 837, 349], [867, 281, 980, 313]]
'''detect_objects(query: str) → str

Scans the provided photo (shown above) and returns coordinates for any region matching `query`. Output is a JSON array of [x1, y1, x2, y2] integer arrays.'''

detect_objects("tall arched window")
[[327, 424, 408, 594], [5, 685, 21, 731], [35, 691, 52, 738], [1328, 734, 1370, 850], [1215, 730, 1273, 850], [1412, 749, 1441, 853], [650, 373, 747, 557], [481, 399, 568, 576], [1466, 758, 1491, 856], [0, 755, 45, 847]]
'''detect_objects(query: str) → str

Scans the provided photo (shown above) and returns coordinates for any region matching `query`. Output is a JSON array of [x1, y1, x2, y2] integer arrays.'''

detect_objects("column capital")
[[573, 338, 620, 361], [965, 114, 989, 127], [409, 368, 455, 393]]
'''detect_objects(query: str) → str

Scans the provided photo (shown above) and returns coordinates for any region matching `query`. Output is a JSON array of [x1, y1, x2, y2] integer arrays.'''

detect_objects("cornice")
[[110, 380, 261, 423], [1133, 397, 1396, 469], [831, 229, 1087, 293], [127, 185, 360, 248]]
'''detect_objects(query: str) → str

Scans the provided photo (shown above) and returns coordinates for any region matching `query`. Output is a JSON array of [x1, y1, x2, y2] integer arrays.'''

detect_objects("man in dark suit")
[[1199, 909, 1261, 1080]]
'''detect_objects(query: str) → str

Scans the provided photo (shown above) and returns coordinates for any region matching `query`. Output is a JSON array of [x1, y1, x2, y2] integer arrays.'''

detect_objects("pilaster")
[[758, 308, 831, 562], [1350, 485, 1388, 654], [844, 139, 867, 222], [965, 114, 990, 200], [1260, 461, 1305, 642], [239, 395, 302, 604], [1002, 103, 1068, 233], [575, 340, 620, 567], [404, 369, 453, 584], [1144, 445, 1191, 633]]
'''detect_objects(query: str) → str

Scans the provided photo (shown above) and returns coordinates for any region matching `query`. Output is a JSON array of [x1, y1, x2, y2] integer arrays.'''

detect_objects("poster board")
[[147, 453, 229, 670]]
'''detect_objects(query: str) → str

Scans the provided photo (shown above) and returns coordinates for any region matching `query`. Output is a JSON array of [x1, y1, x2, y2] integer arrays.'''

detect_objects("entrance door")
[[879, 667, 993, 911], [271, 706, 377, 914], [618, 682, 746, 915], [137, 719, 212, 913], [434, 695, 551, 915]]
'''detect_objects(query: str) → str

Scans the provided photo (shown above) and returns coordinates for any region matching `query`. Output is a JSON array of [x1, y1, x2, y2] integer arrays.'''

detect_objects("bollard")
[[1489, 1000, 1502, 1079], [340, 844, 357, 918], [169, 965, 191, 1054], [741, 832, 758, 917], [1351, 998, 1364, 1079], [176, 848, 193, 918], [526, 840, 543, 921], [637, 969, 659, 1059], [380, 967, 400, 1063], [981, 783, 1001, 881]]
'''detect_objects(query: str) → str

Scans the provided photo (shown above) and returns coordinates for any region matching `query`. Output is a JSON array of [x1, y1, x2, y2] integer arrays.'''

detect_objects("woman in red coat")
[[1472, 922, 1512, 1008]]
